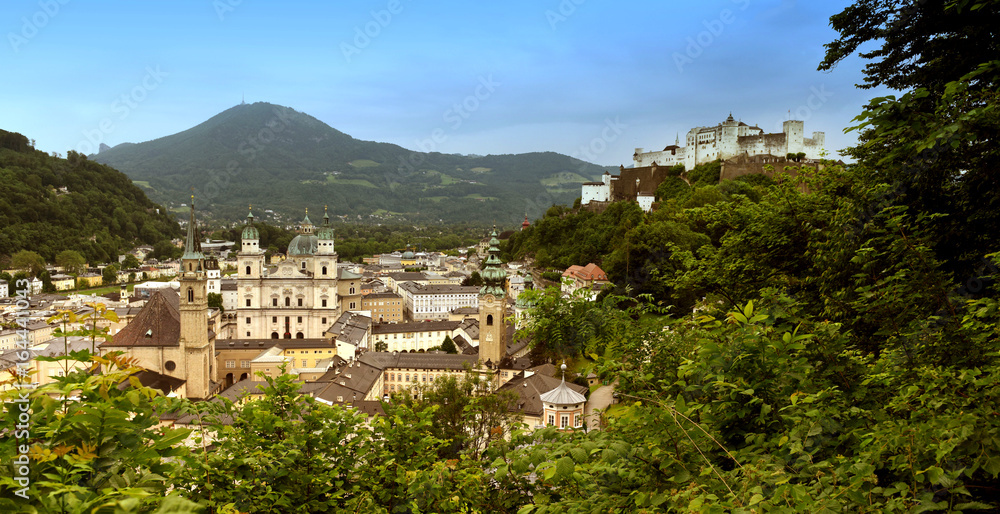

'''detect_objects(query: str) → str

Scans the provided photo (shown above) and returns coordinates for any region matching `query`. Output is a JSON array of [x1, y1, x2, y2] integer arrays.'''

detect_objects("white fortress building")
[[582, 114, 825, 207], [633, 114, 825, 171]]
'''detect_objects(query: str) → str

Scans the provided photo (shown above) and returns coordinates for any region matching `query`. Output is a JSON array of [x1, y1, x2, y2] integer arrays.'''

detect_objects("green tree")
[[102, 264, 119, 285], [0, 352, 196, 512], [820, 0, 1000, 276], [440, 335, 458, 354], [11, 250, 45, 277], [207, 292, 223, 313], [180, 371, 373, 512], [121, 253, 141, 269], [55, 250, 86, 275], [461, 271, 483, 287]]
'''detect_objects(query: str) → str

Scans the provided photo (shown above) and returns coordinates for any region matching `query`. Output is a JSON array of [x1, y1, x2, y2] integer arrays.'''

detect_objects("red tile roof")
[[562, 263, 607, 281]]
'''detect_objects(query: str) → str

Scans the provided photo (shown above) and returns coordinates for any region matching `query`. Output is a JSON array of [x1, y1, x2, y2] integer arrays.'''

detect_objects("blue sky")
[[2, 0, 889, 165]]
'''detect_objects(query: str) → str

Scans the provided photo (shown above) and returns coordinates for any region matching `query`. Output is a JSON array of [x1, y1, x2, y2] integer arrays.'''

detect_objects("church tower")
[[478, 227, 507, 368], [178, 197, 212, 399]]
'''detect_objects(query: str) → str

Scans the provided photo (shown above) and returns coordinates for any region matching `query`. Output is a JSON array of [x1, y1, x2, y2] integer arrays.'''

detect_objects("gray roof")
[[540, 380, 587, 405], [371, 320, 459, 335], [398, 282, 479, 296], [498, 372, 588, 417], [325, 312, 371, 347]]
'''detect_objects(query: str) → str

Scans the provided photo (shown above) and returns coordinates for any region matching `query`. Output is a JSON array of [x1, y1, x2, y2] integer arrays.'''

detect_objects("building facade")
[[235, 208, 340, 339]]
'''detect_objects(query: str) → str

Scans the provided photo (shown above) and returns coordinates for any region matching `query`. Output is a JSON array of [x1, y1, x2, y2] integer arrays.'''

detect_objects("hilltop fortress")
[[582, 114, 825, 208]]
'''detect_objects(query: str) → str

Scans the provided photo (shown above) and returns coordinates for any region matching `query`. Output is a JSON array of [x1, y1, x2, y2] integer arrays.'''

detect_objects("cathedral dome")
[[242, 225, 260, 241], [287, 234, 318, 255], [402, 250, 415, 260]]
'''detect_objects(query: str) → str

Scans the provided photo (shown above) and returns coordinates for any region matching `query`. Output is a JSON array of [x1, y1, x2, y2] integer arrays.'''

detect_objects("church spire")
[[182, 195, 204, 262], [480, 225, 507, 297]]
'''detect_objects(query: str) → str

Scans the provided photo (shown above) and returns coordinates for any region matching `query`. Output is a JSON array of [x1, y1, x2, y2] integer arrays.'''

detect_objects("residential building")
[[361, 292, 404, 323]]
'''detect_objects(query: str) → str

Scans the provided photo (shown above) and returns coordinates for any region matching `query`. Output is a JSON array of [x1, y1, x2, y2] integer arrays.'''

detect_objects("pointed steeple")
[[182, 195, 204, 262]]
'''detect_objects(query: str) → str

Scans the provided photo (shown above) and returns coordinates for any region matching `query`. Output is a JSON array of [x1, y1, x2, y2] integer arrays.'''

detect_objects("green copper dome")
[[479, 226, 507, 297], [287, 234, 318, 255], [242, 207, 259, 240]]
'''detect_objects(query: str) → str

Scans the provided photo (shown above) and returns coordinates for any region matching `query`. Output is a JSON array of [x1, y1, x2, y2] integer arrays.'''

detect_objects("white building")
[[633, 114, 825, 171], [369, 320, 460, 353], [397, 282, 479, 321]]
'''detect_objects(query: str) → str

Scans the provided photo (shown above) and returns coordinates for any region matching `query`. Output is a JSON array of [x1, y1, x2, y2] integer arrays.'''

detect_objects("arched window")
[[486, 314, 493, 326], [285, 297, 290, 307], [284, 333, 291, 339], [271, 332, 279, 339], [296, 332, 304, 339], [187, 288, 194, 302], [246, 265, 251, 275], [321, 266, 327, 275], [349, 287, 355, 294]]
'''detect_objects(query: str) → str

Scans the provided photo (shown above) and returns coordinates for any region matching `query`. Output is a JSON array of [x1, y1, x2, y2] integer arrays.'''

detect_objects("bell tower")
[[178, 196, 212, 399], [478, 227, 507, 368]]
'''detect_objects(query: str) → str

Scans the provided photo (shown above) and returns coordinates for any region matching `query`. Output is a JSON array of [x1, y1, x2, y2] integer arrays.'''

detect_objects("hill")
[[91, 102, 613, 225], [0, 129, 181, 263]]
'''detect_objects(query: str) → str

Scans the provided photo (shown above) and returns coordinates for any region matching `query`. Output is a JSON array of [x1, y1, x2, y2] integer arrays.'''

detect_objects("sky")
[[1, 0, 891, 166]]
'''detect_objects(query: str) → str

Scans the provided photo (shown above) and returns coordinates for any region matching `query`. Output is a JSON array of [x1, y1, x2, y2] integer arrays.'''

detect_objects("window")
[[246, 299, 251, 307], [271, 332, 279, 339], [272, 316, 277, 323], [487, 314, 493, 326], [321, 299, 327, 307], [297, 316, 302, 323], [272, 298, 278, 306], [296, 332, 304, 339], [321, 317, 327, 324], [240, 360, 249, 368], [350, 302, 356, 309], [405, 374, 410, 381], [548, 414, 554, 426], [246, 331, 251, 337], [302, 360, 307, 367], [285, 297, 290, 307], [301, 262, 306, 269], [298, 298, 303, 307], [322, 266, 327, 275], [576, 415, 583, 427], [561, 415, 569, 428], [350, 287, 355, 294], [187, 288, 194, 302], [245, 317, 251, 324], [226, 360, 235, 368], [246, 265, 251, 275]]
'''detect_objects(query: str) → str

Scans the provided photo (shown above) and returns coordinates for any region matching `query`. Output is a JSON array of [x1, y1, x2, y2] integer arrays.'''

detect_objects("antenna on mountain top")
[[241, 91, 246, 105]]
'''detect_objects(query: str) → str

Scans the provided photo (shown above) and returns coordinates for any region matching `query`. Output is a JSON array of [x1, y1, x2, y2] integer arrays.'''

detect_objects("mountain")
[[0, 129, 182, 262], [92, 102, 613, 225]]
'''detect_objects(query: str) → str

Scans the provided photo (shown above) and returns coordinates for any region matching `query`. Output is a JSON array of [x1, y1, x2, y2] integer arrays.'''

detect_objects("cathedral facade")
[[234, 209, 341, 340]]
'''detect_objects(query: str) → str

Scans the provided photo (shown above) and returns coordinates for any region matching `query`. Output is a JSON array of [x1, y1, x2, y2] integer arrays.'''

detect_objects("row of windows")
[[244, 265, 333, 276], [547, 413, 583, 428], [224, 360, 251, 368]]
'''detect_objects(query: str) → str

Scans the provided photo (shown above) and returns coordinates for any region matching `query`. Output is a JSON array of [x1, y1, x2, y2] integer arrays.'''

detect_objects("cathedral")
[[234, 208, 342, 339]]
